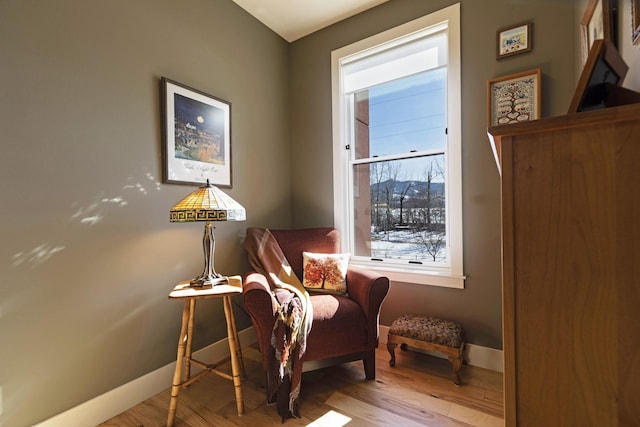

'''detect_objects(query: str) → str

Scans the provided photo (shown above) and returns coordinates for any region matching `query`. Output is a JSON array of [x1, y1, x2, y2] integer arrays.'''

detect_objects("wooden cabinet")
[[488, 104, 640, 426]]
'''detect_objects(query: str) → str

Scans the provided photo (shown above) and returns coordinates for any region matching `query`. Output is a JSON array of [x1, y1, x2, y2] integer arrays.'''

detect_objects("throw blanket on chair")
[[244, 227, 313, 421]]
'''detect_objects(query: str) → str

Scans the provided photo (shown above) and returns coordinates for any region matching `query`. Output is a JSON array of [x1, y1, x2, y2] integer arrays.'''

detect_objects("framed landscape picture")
[[487, 68, 541, 127], [161, 77, 232, 187]]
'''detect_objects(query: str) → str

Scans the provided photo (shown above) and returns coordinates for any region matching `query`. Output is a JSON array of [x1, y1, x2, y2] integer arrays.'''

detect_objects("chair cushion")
[[302, 252, 350, 295], [389, 314, 464, 348], [304, 294, 368, 361]]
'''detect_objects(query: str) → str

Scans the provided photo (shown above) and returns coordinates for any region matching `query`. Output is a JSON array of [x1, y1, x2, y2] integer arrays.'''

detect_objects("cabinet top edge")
[[487, 103, 640, 138]]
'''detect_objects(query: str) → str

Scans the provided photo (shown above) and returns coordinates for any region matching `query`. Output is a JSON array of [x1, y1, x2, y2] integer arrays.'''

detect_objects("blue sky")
[[368, 67, 446, 158]]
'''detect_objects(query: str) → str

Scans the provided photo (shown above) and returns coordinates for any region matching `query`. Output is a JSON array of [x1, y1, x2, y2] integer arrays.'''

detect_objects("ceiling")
[[231, 0, 389, 42]]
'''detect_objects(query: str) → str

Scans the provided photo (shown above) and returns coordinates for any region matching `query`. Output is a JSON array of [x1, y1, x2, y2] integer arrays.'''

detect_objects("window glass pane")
[[354, 68, 446, 160], [333, 4, 463, 286], [352, 155, 447, 264]]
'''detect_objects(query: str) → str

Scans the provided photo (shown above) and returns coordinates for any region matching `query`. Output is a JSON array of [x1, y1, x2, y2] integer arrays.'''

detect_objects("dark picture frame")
[[580, 0, 614, 65], [633, 0, 640, 44], [161, 77, 232, 187], [496, 22, 532, 59], [487, 68, 541, 126], [568, 39, 629, 113]]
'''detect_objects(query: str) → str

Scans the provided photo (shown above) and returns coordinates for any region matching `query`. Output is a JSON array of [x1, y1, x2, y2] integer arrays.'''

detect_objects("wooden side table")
[[166, 276, 245, 427]]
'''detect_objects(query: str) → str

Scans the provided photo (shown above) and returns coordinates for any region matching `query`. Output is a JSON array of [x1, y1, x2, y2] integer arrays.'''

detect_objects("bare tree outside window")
[[364, 154, 446, 264]]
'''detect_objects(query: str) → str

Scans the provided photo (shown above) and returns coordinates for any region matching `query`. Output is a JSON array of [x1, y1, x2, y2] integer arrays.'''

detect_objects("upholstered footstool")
[[387, 314, 465, 385]]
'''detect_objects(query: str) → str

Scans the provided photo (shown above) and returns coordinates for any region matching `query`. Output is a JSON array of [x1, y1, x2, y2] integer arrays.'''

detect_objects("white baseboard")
[[36, 325, 502, 426], [35, 328, 258, 427], [379, 325, 503, 373]]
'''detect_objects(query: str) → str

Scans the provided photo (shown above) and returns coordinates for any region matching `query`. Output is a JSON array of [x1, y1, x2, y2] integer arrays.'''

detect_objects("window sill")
[[352, 261, 465, 289]]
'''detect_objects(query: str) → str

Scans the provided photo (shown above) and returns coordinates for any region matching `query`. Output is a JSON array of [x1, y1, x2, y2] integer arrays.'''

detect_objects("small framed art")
[[161, 77, 232, 187], [496, 22, 532, 59], [488, 68, 541, 127], [580, 0, 613, 64]]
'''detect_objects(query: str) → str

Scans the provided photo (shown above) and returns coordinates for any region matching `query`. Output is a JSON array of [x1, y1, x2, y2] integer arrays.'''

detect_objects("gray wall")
[[0, 1, 290, 425], [2, 0, 639, 425], [289, 0, 578, 350]]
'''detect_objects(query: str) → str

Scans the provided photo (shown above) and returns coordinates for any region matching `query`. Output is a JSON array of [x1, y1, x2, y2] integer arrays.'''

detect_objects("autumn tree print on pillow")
[[302, 252, 350, 294]]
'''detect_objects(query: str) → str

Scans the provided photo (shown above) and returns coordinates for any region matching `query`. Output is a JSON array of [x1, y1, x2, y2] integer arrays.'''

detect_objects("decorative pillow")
[[302, 252, 350, 295]]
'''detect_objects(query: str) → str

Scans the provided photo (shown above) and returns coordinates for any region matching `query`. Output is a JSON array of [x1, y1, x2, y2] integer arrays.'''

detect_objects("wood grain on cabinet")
[[488, 103, 640, 426]]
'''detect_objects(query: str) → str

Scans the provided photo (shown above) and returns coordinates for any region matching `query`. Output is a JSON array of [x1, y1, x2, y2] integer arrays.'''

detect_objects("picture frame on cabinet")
[[161, 77, 232, 187], [487, 68, 541, 127], [580, 0, 614, 65], [568, 39, 629, 113], [496, 22, 532, 59], [632, 0, 640, 44]]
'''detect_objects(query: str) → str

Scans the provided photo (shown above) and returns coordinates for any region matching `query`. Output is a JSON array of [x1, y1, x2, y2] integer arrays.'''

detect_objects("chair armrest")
[[346, 266, 390, 344], [242, 271, 277, 369]]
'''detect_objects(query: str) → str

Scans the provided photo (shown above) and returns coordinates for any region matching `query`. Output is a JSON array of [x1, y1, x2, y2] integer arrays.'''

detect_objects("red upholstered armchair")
[[243, 227, 389, 385]]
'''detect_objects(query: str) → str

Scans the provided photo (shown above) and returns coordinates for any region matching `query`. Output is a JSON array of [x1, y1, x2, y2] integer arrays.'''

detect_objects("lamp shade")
[[170, 180, 246, 223]]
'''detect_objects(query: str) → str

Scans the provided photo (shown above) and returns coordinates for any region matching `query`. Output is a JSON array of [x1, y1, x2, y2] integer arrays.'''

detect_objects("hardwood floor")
[[100, 345, 503, 426]]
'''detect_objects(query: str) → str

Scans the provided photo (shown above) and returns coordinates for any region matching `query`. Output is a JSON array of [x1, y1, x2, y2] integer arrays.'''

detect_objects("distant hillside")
[[370, 180, 444, 197]]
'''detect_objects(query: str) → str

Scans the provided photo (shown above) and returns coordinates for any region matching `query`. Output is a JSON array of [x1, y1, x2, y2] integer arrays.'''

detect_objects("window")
[[331, 4, 464, 288]]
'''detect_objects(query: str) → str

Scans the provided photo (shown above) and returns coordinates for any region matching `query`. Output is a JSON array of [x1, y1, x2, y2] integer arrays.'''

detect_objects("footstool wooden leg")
[[449, 354, 462, 386], [387, 340, 398, 367]]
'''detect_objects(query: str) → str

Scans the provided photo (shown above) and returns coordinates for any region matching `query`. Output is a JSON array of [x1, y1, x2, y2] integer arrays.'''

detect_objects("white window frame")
[[331, 3, 464, 288]]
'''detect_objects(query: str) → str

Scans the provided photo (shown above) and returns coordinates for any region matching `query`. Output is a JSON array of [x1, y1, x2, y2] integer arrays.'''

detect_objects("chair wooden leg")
[[363, 349, 376, 380], [265, 371, 276, 404]]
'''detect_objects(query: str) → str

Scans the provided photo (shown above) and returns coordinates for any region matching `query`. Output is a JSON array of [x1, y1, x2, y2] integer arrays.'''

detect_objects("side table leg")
[[184, 299, 196, 380], [226, 295, 245, 378], [223, 295, 244, 415], [167, 300, 191, 427]]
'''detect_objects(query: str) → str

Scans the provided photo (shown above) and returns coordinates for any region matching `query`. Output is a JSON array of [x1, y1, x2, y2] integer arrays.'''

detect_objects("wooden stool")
[[387, 314, 465, 385], [166, 277, 245, 427]]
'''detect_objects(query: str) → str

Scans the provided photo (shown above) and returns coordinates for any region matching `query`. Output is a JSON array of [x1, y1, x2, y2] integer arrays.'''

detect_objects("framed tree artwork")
[[487, 68, 541, 127], [161, 77, 232, 187]]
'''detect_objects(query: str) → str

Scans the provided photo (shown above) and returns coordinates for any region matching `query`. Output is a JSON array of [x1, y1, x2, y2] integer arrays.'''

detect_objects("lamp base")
[[188, 220, 229, 288], [189, 274, 228, 288]]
